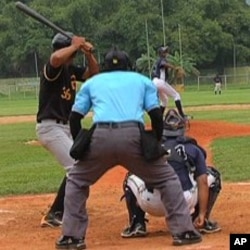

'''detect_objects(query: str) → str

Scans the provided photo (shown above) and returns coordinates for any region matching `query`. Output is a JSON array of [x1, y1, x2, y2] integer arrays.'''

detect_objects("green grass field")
[[1, 89, 250, 116], [0, 89, 250, 197]]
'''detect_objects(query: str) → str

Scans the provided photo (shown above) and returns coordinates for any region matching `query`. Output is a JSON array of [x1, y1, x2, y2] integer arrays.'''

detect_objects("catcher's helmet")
[[163, 109, 186, 137], [52, 32, 74, 50], [103, 46, 132, 71]]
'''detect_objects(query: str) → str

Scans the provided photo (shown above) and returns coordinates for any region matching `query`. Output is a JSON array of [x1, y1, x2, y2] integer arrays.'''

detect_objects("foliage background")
[[0, 0, 250, 78]]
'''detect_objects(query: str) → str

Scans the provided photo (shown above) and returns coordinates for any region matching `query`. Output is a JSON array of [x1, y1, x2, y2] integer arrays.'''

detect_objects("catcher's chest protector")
[[164, 137, 196, 173]]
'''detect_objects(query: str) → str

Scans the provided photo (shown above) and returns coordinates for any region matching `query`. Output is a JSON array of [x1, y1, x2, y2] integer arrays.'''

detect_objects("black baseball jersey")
[[163, 136, 207, 191], [213, 76, 222, 83], [151, 57, 169, 81], [36, 62, 86, 123]]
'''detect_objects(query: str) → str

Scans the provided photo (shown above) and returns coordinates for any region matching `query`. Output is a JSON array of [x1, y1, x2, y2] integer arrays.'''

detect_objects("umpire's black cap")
[[103, 46, 132, 71]]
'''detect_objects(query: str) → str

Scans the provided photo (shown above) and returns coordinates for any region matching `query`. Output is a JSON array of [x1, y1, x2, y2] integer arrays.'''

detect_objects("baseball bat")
[[15, 1, 72, 39], [15, 1, 93, 51]]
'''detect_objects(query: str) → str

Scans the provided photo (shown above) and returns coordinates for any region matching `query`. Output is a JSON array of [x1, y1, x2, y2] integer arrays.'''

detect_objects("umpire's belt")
[[95, 121, 140, 129]]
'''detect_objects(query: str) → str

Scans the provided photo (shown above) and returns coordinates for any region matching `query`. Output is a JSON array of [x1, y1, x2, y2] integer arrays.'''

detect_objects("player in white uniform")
[[152, 46, 185, 117]]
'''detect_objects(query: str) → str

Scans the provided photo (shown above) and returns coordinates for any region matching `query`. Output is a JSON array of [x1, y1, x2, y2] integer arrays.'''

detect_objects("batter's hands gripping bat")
[[15, 1, 93, 51]]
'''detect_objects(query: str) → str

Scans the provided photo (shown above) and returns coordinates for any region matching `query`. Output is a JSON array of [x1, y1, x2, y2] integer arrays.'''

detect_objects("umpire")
[[55, 46, 201, 249]]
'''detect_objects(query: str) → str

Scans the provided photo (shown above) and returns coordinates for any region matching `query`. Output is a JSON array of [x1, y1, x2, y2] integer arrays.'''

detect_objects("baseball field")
[[1, 89, 250, 249]]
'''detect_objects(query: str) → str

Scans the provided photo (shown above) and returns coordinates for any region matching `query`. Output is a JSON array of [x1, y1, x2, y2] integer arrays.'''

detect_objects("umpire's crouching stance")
[[55, 47, 202, 250]]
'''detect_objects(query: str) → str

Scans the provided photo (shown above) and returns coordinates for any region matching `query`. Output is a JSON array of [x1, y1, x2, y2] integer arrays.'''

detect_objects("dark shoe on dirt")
[[55, 235, 86, 250], [121, 223, 147, 238], [199, 219, 221, 234], [40, 211, 62, 228], [172, 230, 202, 246]]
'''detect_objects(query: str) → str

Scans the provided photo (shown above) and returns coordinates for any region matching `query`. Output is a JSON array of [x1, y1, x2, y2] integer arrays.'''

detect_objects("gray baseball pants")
[[62, 125, 198, 238]]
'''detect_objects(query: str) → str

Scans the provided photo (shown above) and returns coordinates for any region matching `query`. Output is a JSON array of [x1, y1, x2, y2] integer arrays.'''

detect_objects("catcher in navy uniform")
[[121, 109, 222, 238], [36, 32, 99, 228]]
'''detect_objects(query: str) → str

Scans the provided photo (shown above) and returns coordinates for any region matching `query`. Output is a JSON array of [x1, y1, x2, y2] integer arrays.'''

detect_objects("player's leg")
[[120, 173, 147, 238], [152, 77, 169, 114], [199, 166, 222, 233], [162, 82, 185, 117], [219, 83, 222, 95], [40, 176, 66, 227], [214, 84, 217, 94], [36, 123, 75, 227], [36, 124, 75, 171], [123, 157, 201, 245], [206, 166, 222, 218]]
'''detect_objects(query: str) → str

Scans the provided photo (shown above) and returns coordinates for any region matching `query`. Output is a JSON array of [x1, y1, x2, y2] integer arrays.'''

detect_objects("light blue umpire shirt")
[[72, 71, 159, 124]]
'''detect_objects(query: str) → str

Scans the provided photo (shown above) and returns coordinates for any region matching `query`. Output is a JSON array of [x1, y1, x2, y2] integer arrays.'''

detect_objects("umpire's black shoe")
[[55, 235, 86, 250], [172, 231, 202, 246]]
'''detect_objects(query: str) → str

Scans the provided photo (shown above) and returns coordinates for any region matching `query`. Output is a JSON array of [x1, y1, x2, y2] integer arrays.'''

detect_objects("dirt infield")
[[1, 107, 250, 250]]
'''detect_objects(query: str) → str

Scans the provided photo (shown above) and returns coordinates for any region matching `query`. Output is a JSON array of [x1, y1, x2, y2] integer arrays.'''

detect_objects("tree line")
[[0, 0, 249, 77]]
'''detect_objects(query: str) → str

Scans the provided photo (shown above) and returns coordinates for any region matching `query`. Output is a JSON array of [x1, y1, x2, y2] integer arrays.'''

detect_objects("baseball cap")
[[158, 46, 169, 53], [104, 47, 131, 71], [52, 32, 73, 50]]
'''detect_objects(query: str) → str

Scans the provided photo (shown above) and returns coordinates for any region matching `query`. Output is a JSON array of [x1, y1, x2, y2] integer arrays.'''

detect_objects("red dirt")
[[1, 110, 250, 250]]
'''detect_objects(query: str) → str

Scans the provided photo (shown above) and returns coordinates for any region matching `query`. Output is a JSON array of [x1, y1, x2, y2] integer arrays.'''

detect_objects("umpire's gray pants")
[[62, 126, 198, 239]]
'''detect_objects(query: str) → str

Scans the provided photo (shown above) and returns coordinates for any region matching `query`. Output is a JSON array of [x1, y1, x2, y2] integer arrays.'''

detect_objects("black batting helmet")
[[103, 46, 132, 71], [52, 32, 74, 50], [163, 109, 186, 137]]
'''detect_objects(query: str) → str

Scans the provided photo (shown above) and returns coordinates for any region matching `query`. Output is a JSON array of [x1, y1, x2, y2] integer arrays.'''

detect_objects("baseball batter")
[[152, 46, 185, 117], [36, 32, 99, 228]]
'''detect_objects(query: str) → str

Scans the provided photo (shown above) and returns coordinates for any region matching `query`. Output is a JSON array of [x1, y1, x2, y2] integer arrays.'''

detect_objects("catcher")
[[121, 109, 222, 238]]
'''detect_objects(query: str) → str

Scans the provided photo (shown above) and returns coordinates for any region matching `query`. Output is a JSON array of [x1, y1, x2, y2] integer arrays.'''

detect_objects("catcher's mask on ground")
[[52, 32, 74, 51], [163, 109, 186, 137], [103, 46, 132, 72]]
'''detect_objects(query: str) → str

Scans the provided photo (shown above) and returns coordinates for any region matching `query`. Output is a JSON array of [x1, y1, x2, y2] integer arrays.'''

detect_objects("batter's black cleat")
[[40, 211, 62, 228], [172, 230, 202, 246], [55, 235, 86, 250]]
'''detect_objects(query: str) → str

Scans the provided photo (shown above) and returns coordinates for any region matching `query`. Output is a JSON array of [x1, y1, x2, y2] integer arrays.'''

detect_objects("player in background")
[[151, 46, 185, 117], [213, 74, 222, 95]]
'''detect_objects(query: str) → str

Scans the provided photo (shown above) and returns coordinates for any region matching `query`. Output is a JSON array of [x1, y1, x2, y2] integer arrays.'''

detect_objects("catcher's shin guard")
[[122, 174, 146, 225], [192, 166, 221, 220], [206, 166, 222, 218]]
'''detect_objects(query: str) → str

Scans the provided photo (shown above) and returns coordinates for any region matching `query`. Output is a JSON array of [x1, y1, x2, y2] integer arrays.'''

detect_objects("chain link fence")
[[1, 71, 250, 100], [0, 78, 39, 100]]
